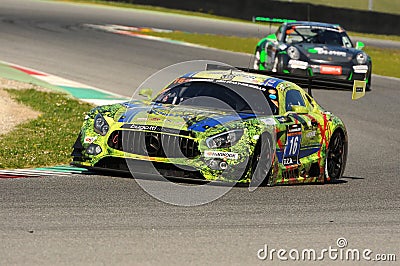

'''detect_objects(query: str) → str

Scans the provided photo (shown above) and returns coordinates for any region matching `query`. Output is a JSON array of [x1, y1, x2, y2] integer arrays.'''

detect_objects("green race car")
[[253, 21, 372, 90], [72, 68, 351, 186]]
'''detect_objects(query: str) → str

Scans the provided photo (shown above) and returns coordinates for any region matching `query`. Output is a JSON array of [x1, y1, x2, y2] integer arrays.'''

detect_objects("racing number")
[[283, 124, 302, 166], [288, 135, 300, 156]]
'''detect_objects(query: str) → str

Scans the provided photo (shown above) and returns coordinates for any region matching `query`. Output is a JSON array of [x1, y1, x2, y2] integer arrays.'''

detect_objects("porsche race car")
[[253, 21, 372, 90], [71, 68, 356, 186]]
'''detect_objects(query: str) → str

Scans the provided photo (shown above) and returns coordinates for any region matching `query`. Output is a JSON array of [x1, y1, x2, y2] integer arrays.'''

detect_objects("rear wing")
[[206, 64, 366, 100], [252, 16, 297, 24]]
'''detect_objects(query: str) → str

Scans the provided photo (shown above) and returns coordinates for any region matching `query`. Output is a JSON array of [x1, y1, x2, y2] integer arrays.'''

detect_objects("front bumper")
[[71, 128, 252, 182], [285, 59, 369, 81]]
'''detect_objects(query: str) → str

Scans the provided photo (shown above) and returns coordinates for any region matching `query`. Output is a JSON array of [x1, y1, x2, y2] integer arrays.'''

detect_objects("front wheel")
[[272, 55, 284, 73], [249, 133, 274, 188], [325, 130, 347, 182], [253, 49, 261, 70], [366, 67, 372, 91]]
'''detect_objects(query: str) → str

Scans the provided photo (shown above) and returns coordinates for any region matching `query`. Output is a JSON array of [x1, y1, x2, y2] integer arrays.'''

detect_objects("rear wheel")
[[325, 130, 347, 182]]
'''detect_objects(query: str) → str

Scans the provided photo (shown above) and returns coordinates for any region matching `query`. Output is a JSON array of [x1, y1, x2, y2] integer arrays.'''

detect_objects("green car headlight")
[[356, 52, 367, 64], [287, 46, 300, 60], [94, 113, 109, 136], [206, 129, 244, 149]]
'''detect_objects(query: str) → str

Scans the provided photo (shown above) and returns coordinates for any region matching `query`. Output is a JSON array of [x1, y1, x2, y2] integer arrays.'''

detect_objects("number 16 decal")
[[283, 124, 302, 166]]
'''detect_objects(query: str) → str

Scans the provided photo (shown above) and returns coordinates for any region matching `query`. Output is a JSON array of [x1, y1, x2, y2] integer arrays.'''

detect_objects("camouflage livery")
[[72, 70, 348, 186]]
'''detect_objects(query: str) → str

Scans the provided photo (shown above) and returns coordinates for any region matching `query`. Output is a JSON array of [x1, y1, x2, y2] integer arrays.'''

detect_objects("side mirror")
[[291, 105, 308, 114], [266, 33, 278, 42], [139, 88, 153, 100], [355, 41, 365, 50], [352, 80, 366, 100]]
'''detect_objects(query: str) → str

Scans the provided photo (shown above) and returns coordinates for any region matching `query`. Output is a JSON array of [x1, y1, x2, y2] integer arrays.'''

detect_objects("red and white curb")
[[85, 24, 208, 49], [0, 166, 90, 178], [84, 24, 250, 56], [0, 169, 71, 178], [1, 60, 129, 106]]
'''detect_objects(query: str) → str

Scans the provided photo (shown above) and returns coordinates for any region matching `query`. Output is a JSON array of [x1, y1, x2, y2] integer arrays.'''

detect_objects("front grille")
[[108, 130, 200, 159]]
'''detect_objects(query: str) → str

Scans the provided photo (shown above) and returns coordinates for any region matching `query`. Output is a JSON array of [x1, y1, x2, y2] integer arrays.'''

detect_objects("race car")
[[71, 67, 354, 186], [253, 21, 372, 90]]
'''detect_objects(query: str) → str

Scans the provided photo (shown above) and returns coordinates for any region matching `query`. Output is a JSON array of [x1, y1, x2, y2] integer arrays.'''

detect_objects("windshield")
[[153, 81, 279, 115], [284, 26, 353, 47]]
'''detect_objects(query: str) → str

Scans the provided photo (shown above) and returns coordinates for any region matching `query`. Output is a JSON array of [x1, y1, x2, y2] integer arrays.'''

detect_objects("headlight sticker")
[[84, 136, 97, 144]]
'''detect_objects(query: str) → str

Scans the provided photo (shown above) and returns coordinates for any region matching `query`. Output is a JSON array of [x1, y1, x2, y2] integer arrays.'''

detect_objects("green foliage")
[[0, 89, 93, 169]]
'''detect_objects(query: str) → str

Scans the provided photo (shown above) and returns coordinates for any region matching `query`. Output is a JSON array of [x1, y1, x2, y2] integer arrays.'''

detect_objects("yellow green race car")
[[72, 68, 353, 186]]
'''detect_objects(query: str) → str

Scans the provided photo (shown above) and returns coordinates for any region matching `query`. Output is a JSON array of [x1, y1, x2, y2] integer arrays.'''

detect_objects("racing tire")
[[366, 68, 372, 91], [324, 130, 347, 183], [249, 133, 274, 187], [274, 55, 284, 73], [253, 49, 261, 70]]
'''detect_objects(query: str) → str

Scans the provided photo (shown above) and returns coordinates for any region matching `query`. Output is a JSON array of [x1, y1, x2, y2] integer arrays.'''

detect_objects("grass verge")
[[142, 31, 260, 54], [363, 47, 400, 77], [0, 89, 93, 169]]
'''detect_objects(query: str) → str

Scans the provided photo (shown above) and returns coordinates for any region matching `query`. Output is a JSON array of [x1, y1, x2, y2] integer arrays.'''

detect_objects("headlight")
[[206, 129, 244, 149], [86, 144, 102, 155], [287, 46, 300, 60], [356, 52, 367, 64], [94, 113, 109, 136]]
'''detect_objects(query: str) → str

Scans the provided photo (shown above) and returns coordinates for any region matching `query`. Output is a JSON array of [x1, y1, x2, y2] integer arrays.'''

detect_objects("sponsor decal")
[[173, 77, 190, 84], [84, 136, 97, 144], [320, 65, 342, 75], [306, 131, 316, 138], [353, 65, 368, 74], [215, 79, 266, 91], [221, 73, 235, 80], [263, 78, 282, 88], [261, 118, 277, 125], [135, 117, 148, 121], [295, 25, 341, 32], [127, 124, 158, 131], [311, 47, 346, 57], [288, 59, 308, 70], [276, 116, 291, 123], [121, 124, 183, 135], [204, 150, 239, 160]]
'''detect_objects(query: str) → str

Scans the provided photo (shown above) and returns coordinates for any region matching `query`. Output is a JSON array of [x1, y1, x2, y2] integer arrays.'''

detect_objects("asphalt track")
[[0, 0, 399, 265]]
